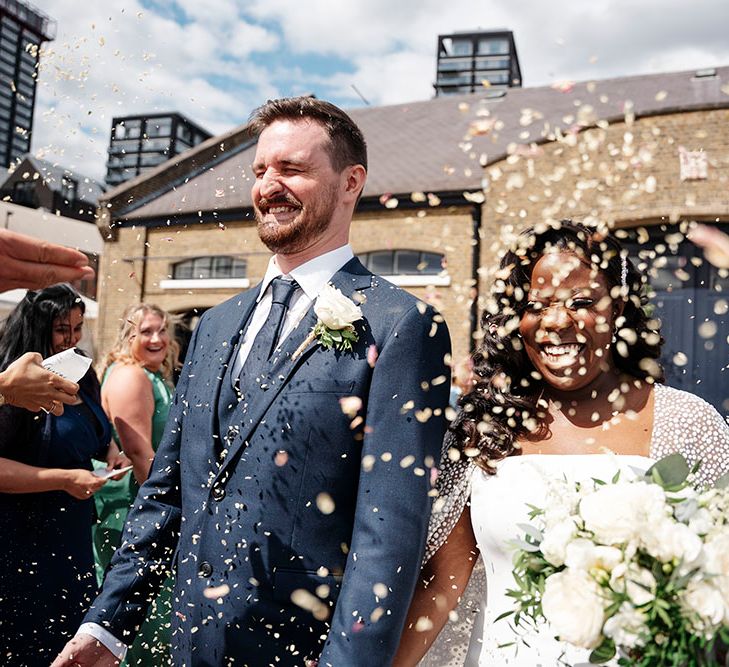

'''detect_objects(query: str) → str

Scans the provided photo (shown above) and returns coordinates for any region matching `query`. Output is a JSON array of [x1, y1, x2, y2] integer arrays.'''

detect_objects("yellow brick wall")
[[96, 225, 146, 357], [350, 208, 476, 364], [476, 107, 729, 314], [96, 208, 477, 366]]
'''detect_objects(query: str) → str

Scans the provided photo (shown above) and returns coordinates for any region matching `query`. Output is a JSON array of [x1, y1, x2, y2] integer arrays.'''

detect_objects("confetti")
[[316, 493, 335, 515]]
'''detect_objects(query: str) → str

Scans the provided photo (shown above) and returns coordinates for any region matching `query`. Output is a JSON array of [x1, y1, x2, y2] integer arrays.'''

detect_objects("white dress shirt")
[[77, 244, 354, 658], [231, 244, 354, 380]]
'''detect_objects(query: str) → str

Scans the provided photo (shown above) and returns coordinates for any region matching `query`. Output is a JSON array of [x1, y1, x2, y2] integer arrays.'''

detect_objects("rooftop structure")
[[434, 29, 521, 96], [105, 112, 212, 187], [0, 0, 56, 167]]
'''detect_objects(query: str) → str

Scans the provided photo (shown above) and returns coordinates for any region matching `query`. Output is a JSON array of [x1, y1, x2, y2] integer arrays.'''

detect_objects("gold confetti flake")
[[316, 493, 335, 515], [339, 396, 362, 417], [203, 584, 230, 599]]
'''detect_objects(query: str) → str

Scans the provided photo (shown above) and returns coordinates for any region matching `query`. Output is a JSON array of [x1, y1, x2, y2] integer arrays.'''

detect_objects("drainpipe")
[[469, 203, 481, 353], [140, 226, 149, 302]]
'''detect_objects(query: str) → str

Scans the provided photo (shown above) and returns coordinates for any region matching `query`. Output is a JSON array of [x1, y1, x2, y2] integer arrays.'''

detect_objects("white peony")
[[641, 518, 703, 564], [681, 579, 726, 634], [542, 569, 606, 649], [314, 284, 363, 330], [603, 602, 648, 648], [610, 563, 657, 607], [579, 482, 667, 546], [703, 530, 729, 618], [540, 518, 578, 567], [564, 538, 623, 573]]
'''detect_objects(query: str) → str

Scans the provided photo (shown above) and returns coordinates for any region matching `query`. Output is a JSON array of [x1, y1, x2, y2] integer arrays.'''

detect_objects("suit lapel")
[[212, 258, 374, 486]]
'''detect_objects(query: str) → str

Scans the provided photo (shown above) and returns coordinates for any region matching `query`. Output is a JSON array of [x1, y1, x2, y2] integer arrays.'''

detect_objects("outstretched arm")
[[0, 228, 94, 291], [393, 505, 478, 666]]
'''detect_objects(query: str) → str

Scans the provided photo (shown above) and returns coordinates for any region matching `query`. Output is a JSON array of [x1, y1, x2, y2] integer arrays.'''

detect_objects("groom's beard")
[[255, 183, 338, 255]]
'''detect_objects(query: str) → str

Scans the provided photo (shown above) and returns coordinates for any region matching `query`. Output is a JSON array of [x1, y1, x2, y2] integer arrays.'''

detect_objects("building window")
[[359, 250, 445, 276], [145, 118, 172, 138], [477, 71, 510, 85], [172, 256, 247, 280], [12, 180, 36, 207], [60, 177, 77, 203], [477, 38, 509, 55], [114, 119, 141, 140], [440, 37, 473, 57]]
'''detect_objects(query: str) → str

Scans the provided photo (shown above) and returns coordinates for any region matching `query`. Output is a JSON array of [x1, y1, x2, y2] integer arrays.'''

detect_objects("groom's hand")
[[50, 633, 119, 667]]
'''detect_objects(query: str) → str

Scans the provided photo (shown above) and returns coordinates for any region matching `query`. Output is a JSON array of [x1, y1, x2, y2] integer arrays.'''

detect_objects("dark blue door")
[[625, 223, 729, 417]]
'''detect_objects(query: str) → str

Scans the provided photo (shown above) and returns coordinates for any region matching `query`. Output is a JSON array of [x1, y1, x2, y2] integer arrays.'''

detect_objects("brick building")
[[95, 65, 729, 413]]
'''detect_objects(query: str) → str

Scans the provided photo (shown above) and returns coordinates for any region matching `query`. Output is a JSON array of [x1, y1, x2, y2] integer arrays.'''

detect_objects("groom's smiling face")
[[252, 118, 344, 254]]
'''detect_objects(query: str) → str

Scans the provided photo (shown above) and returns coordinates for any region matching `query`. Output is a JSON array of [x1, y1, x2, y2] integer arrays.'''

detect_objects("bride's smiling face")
[[519, 251, 621, 393]]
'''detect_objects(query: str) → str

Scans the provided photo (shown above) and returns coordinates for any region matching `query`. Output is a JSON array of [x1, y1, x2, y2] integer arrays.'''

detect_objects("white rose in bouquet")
[[314, 284, 363, 330], [564, 538, 622, 573], [688, 507, 714, 536], [580, 482, 667, 546], [681, 579, 726, 634], [542, 569, 606, 649], [641, 518, 703, 564], [540, 518, 578, 567], [610, 562, 657, 607], [603, 602, 648, 649]]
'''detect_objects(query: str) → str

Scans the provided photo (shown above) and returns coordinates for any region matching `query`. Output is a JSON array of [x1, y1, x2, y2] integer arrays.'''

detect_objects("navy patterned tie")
[[238, 276, 299, 394]]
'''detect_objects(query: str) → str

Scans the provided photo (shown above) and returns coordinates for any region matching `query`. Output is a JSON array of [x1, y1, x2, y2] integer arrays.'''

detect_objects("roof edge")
[[110, 190, 481, 229]]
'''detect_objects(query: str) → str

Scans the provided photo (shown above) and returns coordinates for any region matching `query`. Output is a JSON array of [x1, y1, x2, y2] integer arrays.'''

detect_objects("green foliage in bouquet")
[[505, 454, 729, 666]]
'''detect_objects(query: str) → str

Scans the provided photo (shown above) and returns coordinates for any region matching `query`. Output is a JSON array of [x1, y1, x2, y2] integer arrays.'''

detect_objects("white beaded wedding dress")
[[465, 454, 648, 666], [421, 385, 729, 667]]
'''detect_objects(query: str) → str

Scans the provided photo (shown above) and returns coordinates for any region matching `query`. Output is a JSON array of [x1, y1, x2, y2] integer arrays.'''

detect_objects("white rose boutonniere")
[[293, 284, 363, 359]]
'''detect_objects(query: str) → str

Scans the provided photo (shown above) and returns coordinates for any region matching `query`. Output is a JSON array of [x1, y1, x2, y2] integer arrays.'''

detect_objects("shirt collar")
[[257, 245, 354, 302]]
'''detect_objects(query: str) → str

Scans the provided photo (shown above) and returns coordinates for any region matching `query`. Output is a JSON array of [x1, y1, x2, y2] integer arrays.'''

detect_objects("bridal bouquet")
[[506, 454, 729, 665]]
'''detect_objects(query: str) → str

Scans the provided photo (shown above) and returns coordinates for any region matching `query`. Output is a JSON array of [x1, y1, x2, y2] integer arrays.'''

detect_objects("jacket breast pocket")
[[271, 567, 344, 607], [286, 379, 355, 395]]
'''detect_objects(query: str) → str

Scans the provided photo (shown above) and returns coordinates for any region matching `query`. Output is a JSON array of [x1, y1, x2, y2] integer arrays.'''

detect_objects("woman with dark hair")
[[0, 284, 125, 666], [395, 221, 729, 666]]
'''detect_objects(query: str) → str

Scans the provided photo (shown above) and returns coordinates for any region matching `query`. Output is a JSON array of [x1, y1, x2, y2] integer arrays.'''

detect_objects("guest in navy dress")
[[0, 284, 127, 666]]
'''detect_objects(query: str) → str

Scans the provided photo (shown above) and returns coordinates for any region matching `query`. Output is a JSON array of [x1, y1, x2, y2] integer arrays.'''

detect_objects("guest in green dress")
[[93, 303, 178, 666]]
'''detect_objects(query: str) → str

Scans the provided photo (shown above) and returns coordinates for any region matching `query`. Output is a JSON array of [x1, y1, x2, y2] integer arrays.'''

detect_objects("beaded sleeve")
[[423, 431, 475, 564], [650, 384, 729, 488]]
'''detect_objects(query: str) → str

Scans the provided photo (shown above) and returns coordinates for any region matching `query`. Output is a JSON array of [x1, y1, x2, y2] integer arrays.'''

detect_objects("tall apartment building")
[[105, 112, 211, 187], [0, 0, 55, 167], [434, 30, 522, 96]]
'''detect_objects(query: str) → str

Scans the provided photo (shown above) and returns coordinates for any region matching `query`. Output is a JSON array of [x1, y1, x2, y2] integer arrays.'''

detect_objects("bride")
[[394, 221, 729, 666]]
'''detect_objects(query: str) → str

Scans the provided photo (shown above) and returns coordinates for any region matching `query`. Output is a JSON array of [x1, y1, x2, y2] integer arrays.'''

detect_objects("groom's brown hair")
[[248, 96, 368, 173]]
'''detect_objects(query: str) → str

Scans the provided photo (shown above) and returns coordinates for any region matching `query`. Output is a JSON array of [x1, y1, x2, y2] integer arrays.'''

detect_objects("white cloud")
[[26, 0, 729, 182], [32, 0, 282, 179]]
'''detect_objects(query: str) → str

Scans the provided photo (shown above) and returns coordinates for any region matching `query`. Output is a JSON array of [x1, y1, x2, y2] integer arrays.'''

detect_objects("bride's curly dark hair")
[[452, 220, 665, 472]]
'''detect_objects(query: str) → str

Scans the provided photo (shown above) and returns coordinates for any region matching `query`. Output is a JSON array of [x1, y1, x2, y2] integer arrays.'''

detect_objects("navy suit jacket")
[[85, 258, 451, 666]]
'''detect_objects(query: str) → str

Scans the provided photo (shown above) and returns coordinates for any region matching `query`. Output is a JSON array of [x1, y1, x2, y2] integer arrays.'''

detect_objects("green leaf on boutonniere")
[[311, 321, 359, 353]]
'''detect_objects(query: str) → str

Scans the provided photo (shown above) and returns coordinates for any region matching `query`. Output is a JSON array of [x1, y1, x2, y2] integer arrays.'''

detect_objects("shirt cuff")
[[78, 623, 128, 661]]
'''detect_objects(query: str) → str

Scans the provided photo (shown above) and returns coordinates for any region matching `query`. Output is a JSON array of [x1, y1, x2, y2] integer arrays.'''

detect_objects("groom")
[[53, 97, 451, 666]]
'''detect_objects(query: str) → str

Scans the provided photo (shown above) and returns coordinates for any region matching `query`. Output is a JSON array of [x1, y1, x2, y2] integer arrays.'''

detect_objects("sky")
[[30, 0, 729, 183]]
